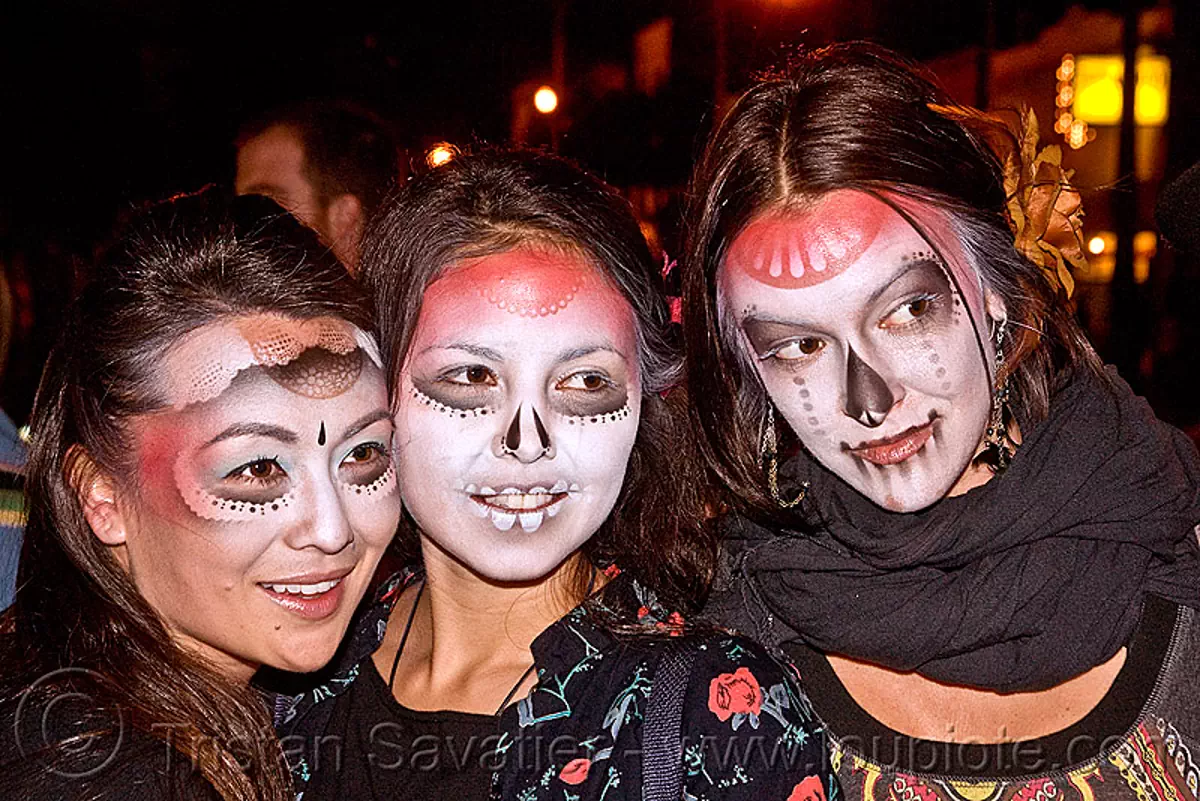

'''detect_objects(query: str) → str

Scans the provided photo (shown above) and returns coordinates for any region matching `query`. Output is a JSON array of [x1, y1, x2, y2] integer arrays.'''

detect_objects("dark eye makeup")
[[217, 456, 289, 504], [340, 442, 391, 487], [413, 366, 499, 411], [555, 370, 628, 418]]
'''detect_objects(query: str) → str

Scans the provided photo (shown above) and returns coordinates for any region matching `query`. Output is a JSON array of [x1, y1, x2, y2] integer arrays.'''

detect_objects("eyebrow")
[[865, 257, 945, 307], [419, 342, 506, 361], [340, 409, 391, 442], [202, 423, 298, 449], [555, 344, 626, 362]]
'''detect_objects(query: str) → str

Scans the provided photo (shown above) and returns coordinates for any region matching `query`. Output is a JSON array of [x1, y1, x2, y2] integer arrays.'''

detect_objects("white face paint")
[[393, 246, 642, 582], [719, 190, 999, 512], [124, 316, 400, 677]]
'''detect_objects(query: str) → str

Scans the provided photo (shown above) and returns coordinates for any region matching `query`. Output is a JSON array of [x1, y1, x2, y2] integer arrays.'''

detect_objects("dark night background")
[[1, 0, 1195, 429]]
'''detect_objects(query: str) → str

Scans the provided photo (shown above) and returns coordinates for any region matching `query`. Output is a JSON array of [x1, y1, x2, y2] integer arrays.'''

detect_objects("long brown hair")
[[2, 191, 374, 799], [363, 148, 716, 615], [681, 42, 1106, 522]]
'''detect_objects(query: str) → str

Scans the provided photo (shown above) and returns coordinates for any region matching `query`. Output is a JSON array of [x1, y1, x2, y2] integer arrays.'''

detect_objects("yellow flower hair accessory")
[[930, 105, 1087, 300]]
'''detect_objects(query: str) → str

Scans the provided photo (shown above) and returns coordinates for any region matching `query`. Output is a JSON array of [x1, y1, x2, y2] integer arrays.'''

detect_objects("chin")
[[454, 544, 580, 586], [850, 475, 957, 513], [272, 643, 340, 675]]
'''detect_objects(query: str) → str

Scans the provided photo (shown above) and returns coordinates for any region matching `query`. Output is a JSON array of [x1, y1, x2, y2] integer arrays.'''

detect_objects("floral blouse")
[[272, 566, 837, 801]]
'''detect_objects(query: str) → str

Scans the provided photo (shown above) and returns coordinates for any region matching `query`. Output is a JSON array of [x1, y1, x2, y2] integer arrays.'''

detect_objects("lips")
[[846, 420, 934, 466], [258, 570, 351, 620], [464, 479, 579, 532]]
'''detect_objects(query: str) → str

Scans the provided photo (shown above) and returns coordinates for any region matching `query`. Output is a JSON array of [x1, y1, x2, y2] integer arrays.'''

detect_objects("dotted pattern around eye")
[[561, 404, 632, 426], [410, 386, 496, 418], [342, 461, 398, 499], [184, 486, 298, 522]]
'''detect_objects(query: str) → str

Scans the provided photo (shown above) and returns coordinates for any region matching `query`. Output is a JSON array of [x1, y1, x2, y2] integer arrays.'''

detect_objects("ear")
[[326, 193, 364, 272], [984, 289, 1007, 328], [66, 445, 129, 548]]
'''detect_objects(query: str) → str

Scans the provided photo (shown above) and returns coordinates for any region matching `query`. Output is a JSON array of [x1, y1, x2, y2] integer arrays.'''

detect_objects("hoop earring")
[[761, 405, 806, 509], [979, 318, 1014, 472]]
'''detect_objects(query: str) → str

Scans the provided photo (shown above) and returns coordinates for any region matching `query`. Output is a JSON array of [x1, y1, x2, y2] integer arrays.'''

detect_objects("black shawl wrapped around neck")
[[731, 368, 1200, 692]]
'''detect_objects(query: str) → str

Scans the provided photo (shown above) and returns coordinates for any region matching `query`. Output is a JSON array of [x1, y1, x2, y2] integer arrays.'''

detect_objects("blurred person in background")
[[235, 100, 405, 273]]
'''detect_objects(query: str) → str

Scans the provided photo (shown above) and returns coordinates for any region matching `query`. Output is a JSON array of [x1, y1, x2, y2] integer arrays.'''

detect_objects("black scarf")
[[737, 367, 1200, 692]]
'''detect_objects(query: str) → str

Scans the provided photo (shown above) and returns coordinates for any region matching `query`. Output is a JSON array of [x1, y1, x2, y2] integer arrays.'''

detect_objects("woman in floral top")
[[273, 149, 836, 801]]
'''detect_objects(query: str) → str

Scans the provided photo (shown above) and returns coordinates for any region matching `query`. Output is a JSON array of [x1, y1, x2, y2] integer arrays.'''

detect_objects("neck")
[[415, 540, 593, 680]]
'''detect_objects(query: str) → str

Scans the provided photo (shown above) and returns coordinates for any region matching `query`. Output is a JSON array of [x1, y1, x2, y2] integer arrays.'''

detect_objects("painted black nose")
[[500, 403, 553, 460], [843, 346, 893, 428]]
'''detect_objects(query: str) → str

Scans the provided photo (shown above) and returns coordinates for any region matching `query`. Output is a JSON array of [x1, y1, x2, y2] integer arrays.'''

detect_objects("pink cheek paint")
[[137, 422, 191, 514], [729, 192, 885, 289]]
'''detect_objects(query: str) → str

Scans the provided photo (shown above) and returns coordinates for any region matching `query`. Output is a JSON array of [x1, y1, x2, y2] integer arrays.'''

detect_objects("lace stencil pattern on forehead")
[[164, 314, 383, 408]]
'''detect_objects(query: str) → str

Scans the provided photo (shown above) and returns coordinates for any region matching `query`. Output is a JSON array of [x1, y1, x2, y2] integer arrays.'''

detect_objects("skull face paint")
[[719, 190, 996, 512], [123, 316, 401, 677], [394, 246, 641, 582]]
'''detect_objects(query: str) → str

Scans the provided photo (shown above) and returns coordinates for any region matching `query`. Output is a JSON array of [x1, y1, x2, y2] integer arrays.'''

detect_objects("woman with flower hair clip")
[[684, 43, 1200, 801]]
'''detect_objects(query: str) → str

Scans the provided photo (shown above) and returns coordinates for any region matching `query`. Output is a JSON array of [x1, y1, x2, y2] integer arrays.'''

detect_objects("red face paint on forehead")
[[427, 247, 595, 318], [727, 191, 887, 289]]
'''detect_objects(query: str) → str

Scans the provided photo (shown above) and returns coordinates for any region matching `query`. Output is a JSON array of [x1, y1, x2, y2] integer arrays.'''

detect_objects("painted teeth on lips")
[[464, 479, 578, 533], [261, 578, 343, 596]]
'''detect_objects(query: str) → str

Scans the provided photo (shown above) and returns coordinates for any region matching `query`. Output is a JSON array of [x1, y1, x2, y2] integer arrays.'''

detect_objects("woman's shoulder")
[[671, 631, 821, 736], [659, 632, 833, 800]]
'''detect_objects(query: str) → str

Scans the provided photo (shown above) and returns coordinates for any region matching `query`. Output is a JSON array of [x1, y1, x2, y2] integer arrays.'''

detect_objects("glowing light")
[[1068, 120, 1088, 150], [1134, 230, 1157, 284], [1073, 53, 1170, 126], [426, 143, 456, 168], [534, 86, 559, 114], [1076, 232, 1155, 284]]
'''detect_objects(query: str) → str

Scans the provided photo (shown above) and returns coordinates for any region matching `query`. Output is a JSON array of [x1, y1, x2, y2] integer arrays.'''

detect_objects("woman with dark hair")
[[683, 43, 1200, 801], [0, 192, 402, 800], [277, 149, 834, 801]]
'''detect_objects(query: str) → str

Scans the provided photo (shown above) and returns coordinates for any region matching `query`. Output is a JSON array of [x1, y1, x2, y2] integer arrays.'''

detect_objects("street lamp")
[[426, 143, 457, 168], [534, 86, 559, 115]]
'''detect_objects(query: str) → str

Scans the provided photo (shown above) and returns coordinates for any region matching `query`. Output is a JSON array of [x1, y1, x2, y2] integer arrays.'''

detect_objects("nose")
[[495, 403, 554, 463], [843, 346, 901, 428], [286, 479, 354, 554]]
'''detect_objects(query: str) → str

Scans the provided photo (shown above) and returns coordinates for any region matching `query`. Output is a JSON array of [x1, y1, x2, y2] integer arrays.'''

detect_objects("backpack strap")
[[642, 642, 696, 801]]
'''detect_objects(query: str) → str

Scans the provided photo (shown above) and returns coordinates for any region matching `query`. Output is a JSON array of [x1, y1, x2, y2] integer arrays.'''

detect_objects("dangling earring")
[[979, 318, 1013, 472], [761, 405, 806, 508]]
